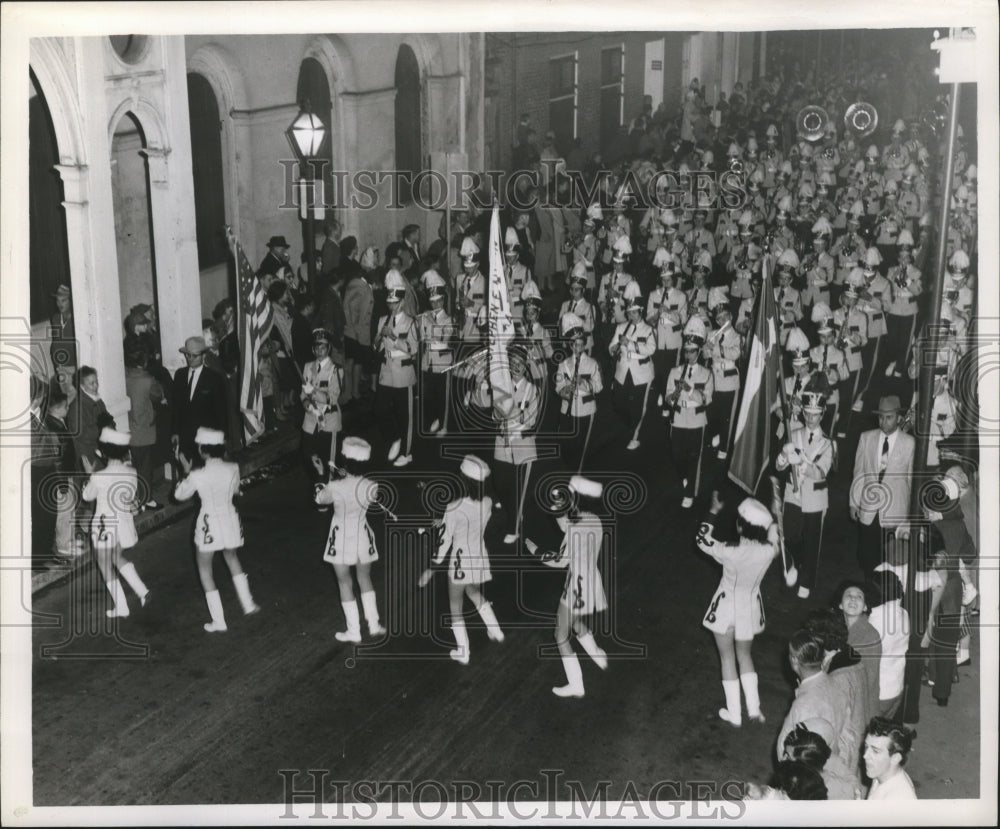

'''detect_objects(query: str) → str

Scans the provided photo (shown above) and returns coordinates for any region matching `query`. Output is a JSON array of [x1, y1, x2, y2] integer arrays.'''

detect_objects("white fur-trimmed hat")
[[99, 427, 131, 446], [194, 427, 224, 446], [569, 475, 603, 499], [341, 436, 372, 463], [460, 455, 490, 481], [738, 497, 772, 528]]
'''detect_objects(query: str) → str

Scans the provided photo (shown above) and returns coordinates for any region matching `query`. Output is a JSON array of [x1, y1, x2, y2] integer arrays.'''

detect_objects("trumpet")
[[835, 311, 852, 351]]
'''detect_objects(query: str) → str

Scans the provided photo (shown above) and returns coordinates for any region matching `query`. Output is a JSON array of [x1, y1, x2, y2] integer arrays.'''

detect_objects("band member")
[[457, 236, 485, 344], [301, 329, 343, 492], [375, 269, 418, 467], [832, 284, 868, 438], [774, 249, 803, 347], [559, 262, 596, 353], [779, 330, 814, 437], [418, 270, 456, 435], [883, 231, 922, 379], [704, 290, 741, 460], [809, 305, 850, 436], [174, 427, 259, 632], [314, 437, 385, 642], [800, 219, 835, 313], [609, 296, 656, 451], [419, 455, 504, 664], [493, 343, 541, 545], [696, 493, 777, 726], [665, 324, 714, 508], [853, 253, 891, 408], [81, 428, 150, 618], [526, 476, 609, 698], [555, 314, 603, 473], [519, 281, 553, 393], [647, 262, 688, 405], [775, 392, 834, 599], [504, 227, 536, 323]]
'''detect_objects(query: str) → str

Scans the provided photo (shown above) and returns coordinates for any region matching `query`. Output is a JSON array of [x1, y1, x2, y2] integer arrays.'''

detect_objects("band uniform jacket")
[[376, 311, 418, 388], [665, 362, 714, 428], [704, 322, 741, 393], [684, 227, 717, 257], [419, 307, 456, 372], [775, 286, 803, 336], [540, 513, 608, 616], [435, 496, 493, 585], [782, 371, 812, 432], [555, 353, 603, 417], [696, 515, 776, 640], [809, 343, 850, 393], [801, 252, 835, 306], [598, 272, 638, 325], [886, 263, 923, 317], [832, 306, 869, 373], [494, 375, 540, 465], [173, 457, 243, 553], [506, 263, 534, 320], [315, 474, 379, 566], [610, 321, 656, 385], [775, 425, 834, 513], [520, 319, 554, 383], [301, 357, 343, 433], [850, 428, 915, 528], [559, 297, 596, 351], [647, 287, 688, 352], [458, 270, 485, 341], [82, 460, 138, 550], [859, 275, 890, 338]]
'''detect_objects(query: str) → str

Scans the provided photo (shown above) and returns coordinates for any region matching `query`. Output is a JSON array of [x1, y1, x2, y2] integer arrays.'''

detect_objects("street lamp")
[[285, 103, 327, 292]]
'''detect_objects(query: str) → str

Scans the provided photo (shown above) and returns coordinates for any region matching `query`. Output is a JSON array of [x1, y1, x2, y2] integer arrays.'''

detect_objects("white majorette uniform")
[[437, 494, 493, 586], [541, 512, 607, 616], [316, 475, 379, 567], [174, 456, 244, 552], [696, 513, 776, 640], [83, 459, 139, 551]]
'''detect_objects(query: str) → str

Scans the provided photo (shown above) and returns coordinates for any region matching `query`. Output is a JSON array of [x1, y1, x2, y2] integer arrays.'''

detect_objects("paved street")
[[31, 394, 979, 806]]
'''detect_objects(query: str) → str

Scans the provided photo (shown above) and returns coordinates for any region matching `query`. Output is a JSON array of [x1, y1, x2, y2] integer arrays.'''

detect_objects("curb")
[[30, 428, 301, 597]]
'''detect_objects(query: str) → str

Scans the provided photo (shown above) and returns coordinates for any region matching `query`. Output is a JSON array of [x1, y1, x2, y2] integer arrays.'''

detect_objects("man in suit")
[[317, 220, 342, 296], [258, 236, 291, 282], [171, 336, 229, 466], [850, 395, 915, 577]]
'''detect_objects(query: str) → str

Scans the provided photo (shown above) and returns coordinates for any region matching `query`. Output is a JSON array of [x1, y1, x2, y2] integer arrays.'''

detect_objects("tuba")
[[796, 105, 829, 142], [844, 102, 879, 138]]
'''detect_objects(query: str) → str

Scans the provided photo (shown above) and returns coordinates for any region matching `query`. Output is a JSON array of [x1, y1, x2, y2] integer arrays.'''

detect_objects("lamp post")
[[285, 104, 327, 293]]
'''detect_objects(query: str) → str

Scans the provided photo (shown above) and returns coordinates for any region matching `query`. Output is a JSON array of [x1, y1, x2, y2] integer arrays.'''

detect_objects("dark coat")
[[171, 365, 229, 453]]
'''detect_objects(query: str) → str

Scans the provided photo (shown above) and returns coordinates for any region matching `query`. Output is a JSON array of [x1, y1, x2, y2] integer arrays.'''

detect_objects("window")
[[600, 45, 625, 154], [548, 53, 578, 157], [395, 45, 422, 205]]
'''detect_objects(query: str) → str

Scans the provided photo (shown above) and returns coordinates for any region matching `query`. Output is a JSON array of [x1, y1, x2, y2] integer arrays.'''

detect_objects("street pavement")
[[31, 382, 980, 806]]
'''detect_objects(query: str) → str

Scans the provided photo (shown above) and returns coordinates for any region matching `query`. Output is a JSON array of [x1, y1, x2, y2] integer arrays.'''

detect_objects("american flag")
[[227, 228, 273, 444]]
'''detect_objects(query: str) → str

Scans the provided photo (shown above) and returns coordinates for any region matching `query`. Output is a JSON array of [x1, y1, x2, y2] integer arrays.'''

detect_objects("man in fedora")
[[49, 283, 77, 388], [258, 235, 292, 284], [850, 395, 914, 577], [172, 335, 228, 466]]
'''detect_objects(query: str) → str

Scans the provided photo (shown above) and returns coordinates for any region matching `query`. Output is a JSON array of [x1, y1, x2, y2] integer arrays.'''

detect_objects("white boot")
[[553, 653, 585, 698], [719, 679, 742, 726], [360, 590, 386, 636], [118, 562, 149, 607], [740, 672, 765, 723], [233, 572, 260, 616], [105, 578, 130, 618], [477, 601, 505, 643], [577, 632, 608, 669], [335, 600, 362, 642], [450, 618, 470, 664], [203, 589, 227, 632], [387, 438, 401, 462]]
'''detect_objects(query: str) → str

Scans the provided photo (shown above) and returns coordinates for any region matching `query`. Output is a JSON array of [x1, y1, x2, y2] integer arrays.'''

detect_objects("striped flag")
[[728, 254, 781, 495], [486, 206, 516, 422], [227, 228, 273, 445]]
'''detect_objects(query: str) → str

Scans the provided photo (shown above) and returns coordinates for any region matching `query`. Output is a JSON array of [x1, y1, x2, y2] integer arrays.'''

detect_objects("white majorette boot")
[[360, 590, 386, 636], [741, 671, 765, 723], [118, 562, 149, 608], [203, 589, 227, 632], [335, 599, 362, 643], [719, 679, 742, 726], [553, 652, 585, 698], [577, 632, 608, 669], [387, 439, 401, 462], [450, 618, 470, 664], [105, 578, 130, 618], [477, 601, 505, 643], [233, 572, 260, 616]]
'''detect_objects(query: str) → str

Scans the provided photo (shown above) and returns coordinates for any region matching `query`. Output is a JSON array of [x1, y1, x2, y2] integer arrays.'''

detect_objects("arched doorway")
[[295, 56, 333, 252], [110, 112, 160, 354], [394, 44, 422, 205], [187, 73, 228, 274], [29, 69, 72, 342]]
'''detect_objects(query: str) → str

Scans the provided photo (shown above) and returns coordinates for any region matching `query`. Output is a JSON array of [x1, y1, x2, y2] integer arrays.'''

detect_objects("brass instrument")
[[728, 156, 745, 177], [796, 105, 830, 142], [835, 310, 852, 351], [844, 102, 878, 138]]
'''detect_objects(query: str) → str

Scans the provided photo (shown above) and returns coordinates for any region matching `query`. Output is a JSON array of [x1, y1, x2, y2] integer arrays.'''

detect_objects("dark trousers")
[[375, 385, 414, 456], [928, 574, 963, 702], [420, 371, 449, 432], [857, 514, 886, 577], [885, 313, 916, 374], [857, 335, 884, 402], [708, 388, 737, 453], [670, 425, 705, 498], [560, 413, 594, 473], [652, 348, 679, 399], [783, 504, 824, 591], [612, 375, 652, 443], [130, 444, 155, 504], [837, 370, 860, 433], [491, 459, 533, 537], [302, 429, 334, 484]]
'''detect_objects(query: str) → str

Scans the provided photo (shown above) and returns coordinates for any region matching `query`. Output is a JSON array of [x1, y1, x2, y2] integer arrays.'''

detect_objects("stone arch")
[[186, 42, 249, 114], [29, 37, 87, 166], [301, 35, 357, 179], [107, 96, 169, 152], [398, 33, 447, 80]]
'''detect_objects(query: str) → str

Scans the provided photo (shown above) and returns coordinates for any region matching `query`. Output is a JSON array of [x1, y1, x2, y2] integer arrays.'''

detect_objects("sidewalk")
[[30, 422, 301, 596]]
